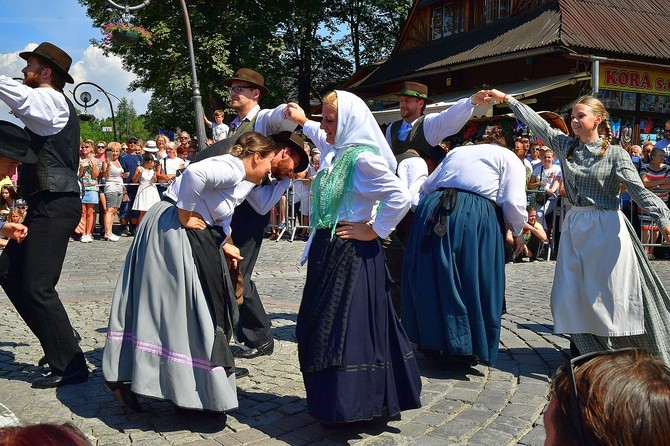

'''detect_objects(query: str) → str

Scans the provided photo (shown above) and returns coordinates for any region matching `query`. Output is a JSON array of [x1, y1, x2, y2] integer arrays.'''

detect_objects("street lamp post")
[[103, 0, 207, 150], [72, 81, 118, 141]]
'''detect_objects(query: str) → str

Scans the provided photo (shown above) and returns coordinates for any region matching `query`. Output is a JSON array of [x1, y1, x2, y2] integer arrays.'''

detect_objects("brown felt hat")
[[224, 68, 269, 96], [20, 42, 74, 84], [396, 81, 433, 104]]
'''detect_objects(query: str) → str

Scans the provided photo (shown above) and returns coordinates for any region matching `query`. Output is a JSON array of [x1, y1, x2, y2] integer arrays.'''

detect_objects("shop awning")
[[372, 72, 591, 125]]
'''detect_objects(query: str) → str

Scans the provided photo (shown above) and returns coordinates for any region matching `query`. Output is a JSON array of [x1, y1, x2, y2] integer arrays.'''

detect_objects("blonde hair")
[[155, 134, 169, 145], [322, 91, 338, 112], [7, 207, 23, 223], [228, 132, 275, 159], [575, 95, 611, 156], [107, 142, 121, 151]]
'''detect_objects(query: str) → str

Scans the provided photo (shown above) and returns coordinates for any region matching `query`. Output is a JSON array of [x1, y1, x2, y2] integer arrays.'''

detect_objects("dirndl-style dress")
[[402, 188, 506, 366], [297, 228, 422, 424], [103, 200, 239, 411]]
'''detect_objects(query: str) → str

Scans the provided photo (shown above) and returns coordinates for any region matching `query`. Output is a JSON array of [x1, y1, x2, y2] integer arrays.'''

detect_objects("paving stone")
[[3, 239, 669, 444]]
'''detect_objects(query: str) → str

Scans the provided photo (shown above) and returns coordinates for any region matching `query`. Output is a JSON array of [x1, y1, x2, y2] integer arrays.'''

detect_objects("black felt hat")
[[0, 121, 37, 163], [270, 131, 310, 173]]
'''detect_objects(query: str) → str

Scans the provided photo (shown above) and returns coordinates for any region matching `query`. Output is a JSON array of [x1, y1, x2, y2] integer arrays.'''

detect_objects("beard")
[[23, 71, 41, 88], [271, 157, 293, 180]]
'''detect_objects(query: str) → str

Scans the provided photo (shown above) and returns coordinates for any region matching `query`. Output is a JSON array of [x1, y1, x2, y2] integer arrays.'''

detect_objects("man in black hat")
[[0, 121, 33, 242], [190, 130, 308, 364], [218, 69, 298, 359], [0, 42, 88, 388]]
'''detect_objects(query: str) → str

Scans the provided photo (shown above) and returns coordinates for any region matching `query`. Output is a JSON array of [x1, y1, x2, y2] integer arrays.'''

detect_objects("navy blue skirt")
[[297, 229, 422, 423], [401, 189, 506, 365]]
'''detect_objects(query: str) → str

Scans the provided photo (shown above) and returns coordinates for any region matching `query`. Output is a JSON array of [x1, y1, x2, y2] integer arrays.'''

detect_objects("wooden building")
[[347, 0, 670, 145]]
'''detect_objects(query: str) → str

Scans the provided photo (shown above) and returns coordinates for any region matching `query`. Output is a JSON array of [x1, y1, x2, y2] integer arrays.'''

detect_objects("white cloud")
[[0, 44, 151, 127]]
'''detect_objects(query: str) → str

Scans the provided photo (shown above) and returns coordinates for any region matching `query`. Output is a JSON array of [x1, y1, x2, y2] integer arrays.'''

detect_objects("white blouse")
[[165, 154, 289, 235], [421, 143, 528, 236], [323, 150, 411, 239]]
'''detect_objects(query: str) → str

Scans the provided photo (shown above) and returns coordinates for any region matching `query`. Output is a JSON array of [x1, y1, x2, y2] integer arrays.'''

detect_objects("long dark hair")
[[477, 125, 510, 148]]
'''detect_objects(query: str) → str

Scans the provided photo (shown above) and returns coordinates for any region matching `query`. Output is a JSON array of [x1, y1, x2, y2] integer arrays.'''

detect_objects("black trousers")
[[230, 200, 273, 348], [0, 192, 85, 375]]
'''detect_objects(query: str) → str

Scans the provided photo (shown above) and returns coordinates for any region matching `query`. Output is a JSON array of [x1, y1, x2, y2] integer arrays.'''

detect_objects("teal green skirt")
[[401, 189, 506, 365]]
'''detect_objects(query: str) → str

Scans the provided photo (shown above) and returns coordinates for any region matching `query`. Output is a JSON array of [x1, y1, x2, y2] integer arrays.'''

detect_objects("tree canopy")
[[79, 0, 411, 136]]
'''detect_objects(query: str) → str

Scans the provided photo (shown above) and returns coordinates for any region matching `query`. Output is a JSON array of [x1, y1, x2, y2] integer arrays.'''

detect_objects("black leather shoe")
[[110, 382, 142, 412], [234, 367, 249, 379], [31, 368, 88, 389], [233, 340, 274, 359], [38, 330, 82, 367]]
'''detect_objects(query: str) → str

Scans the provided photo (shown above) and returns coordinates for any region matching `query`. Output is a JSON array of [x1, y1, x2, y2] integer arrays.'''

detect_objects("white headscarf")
[[323, 90, 397, 172]]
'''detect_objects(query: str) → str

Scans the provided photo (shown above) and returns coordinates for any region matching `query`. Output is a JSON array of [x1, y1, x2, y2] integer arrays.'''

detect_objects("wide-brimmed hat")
[[270, 131, 310, 173], [19, 42, 74, 84], [224, 68, 269, 96], [0, 121, 37, 163], [395, 81, 433, 104], [144, 140, 158, 152]]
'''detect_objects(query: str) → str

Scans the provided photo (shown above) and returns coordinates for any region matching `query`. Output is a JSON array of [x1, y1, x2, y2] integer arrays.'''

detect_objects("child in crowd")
[[131, 154, 161, 225], [79, 139, 101, 243], [204, 109, 230, 142], [0, 207, 23, 248]]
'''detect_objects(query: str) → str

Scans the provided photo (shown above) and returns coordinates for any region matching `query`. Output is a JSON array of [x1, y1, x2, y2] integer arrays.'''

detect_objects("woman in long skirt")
[[103, 133, 280, 413], [487, 89, 670, 365], [401, 127, 528, 366], [286, 91, 422, 425]]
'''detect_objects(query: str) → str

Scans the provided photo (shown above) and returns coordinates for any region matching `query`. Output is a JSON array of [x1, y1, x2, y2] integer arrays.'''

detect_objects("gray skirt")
[[102, 201, 238, 411]]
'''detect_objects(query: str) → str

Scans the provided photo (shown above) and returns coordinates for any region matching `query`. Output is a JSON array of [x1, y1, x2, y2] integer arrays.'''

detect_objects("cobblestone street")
[[1, 235, 669, 445]]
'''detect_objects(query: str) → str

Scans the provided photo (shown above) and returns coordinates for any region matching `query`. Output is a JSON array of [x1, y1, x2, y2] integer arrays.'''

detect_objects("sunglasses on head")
[[566, 347, 638, 446]]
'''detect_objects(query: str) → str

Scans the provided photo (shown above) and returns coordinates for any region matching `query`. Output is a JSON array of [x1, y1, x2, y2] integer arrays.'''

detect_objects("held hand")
[[513, 235, 525, 256], [222, 243, 243, 270], [283, 103, 308, 125], [335, 220, 378, 241], [1, 222, 28, 243], [471, 90, 493, 106], [485, 89, 508, 102]]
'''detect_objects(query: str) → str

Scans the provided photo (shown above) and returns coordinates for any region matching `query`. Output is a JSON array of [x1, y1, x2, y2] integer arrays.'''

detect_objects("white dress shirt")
[[421, 144, 528, 236], [229, 104, 296, 136], [384, 97, 476, 147], [0, 76, 69, 136]]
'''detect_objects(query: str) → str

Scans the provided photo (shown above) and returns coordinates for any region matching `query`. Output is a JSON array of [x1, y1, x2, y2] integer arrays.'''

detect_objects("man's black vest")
[[22, 93, 80, 196], [394, 149, 420, 176], [389, 116, 446, 167]]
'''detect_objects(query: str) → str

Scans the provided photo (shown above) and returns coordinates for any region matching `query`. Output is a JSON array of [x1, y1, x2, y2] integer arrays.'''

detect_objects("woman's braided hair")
[[575, 95, 611, 156]]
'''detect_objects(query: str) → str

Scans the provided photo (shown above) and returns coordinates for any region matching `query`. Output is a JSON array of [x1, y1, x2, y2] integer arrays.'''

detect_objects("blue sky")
[[0, 0, 151, 126]]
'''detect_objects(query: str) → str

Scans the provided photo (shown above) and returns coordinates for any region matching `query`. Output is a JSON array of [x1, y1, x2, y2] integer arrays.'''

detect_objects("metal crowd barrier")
[[266, 178, 312, 242], [525, 189, 670, 260]]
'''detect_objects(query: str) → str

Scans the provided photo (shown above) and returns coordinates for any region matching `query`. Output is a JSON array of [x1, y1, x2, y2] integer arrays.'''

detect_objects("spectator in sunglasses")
[[545, 348, 670, 446]]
